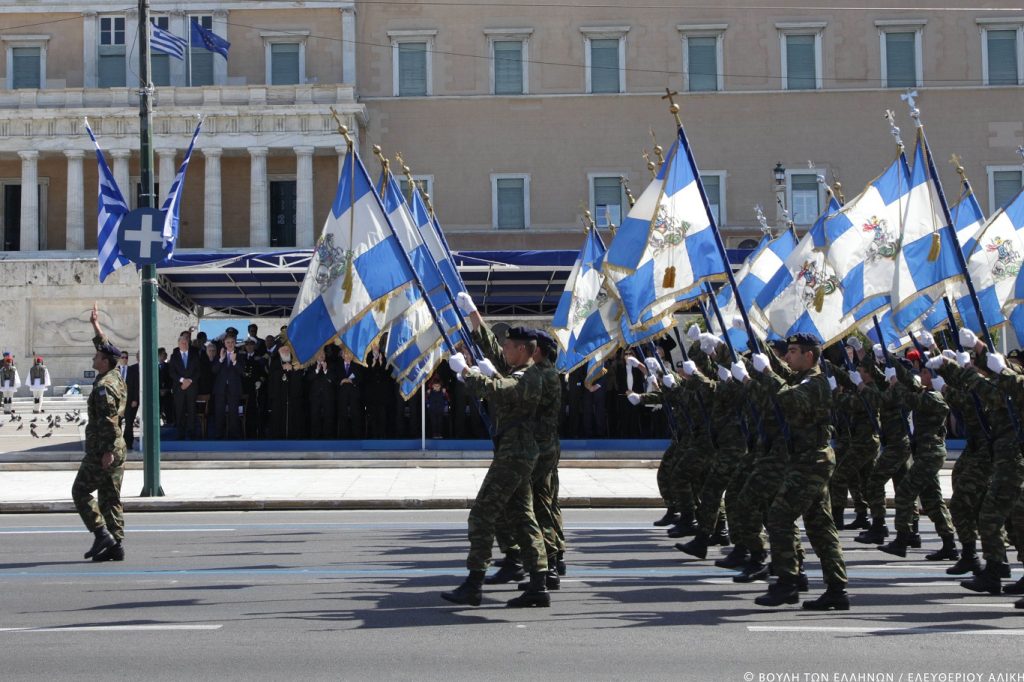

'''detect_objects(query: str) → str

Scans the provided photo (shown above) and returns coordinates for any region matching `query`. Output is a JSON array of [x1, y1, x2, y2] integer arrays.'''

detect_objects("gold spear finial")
[[832, 181, 845, 204], [662, 88, 682, 127], [329, 107, 353, 148], [582, 208, 594, 232], [620, 176, 636, 207], [642, 148, 657, 178], [653, 145, 665, 166], [372, 144, 390, 178], [950, 153, 965, 179]]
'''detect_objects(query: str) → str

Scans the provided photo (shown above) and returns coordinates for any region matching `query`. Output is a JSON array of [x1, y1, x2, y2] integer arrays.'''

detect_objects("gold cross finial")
[[949, 153, 965, 178], [642, 148, 657, 178], [662, 88, 682, 127], [329, 107, 353, 147], [620, 176, 636, 207]]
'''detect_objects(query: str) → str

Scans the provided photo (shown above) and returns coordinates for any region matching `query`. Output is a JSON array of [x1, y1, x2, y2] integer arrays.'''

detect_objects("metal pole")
[[138, 0, 163, 496]]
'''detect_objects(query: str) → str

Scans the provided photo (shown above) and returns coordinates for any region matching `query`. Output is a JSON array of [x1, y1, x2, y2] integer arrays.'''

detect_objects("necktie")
[[121, 366, 126, 380], [182, 352, 188, 367]]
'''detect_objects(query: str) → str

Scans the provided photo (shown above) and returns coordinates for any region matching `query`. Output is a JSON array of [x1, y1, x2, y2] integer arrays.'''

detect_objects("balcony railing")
[[0, 83, 356, 110]]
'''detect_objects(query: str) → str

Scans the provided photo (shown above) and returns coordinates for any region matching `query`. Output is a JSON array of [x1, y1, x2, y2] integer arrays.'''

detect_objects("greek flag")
[[287, 147, 417, 365], [604, 127, 728, 329], [553, 227, 617, 370], [824, 153, 912, 319], [409, 186, 468, 302], [84, 120, 130, 283], [151, 23, 186, 61], [889, 133, 964, 330], [158, 119, 202, 262]]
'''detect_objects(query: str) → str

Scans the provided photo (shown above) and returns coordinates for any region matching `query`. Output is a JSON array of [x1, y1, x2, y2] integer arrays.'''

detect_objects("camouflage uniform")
[[462, 343, 547, 575], [829, 365, 880, 523], [945, 385, 994, 547], [72, 334, 128, 541], [862, 362, 913, 523]]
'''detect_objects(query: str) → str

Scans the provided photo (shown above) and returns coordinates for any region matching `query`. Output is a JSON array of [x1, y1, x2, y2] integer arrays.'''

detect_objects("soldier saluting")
[[72, 303, 128, 562]]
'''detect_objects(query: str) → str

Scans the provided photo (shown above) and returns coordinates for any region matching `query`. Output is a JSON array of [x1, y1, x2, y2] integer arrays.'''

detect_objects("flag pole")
[[186, 17, 193, 88]]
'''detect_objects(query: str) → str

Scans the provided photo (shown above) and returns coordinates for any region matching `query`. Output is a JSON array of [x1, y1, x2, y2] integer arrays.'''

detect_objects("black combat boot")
[[1016, 596, 1024, 609], [1003, 564, 1024, 595], [555, 550, 567, 576], [855, 518, 889, 544], [908, 518, 922, 548], [960, 560, 1006, 595], [485, 551, 526, 584], [93, 541, 124, 562], [733, 551, 769, 583], [754, 574, 800, 607], [796, 569, 809, 592], [666, 509, 699, 538], [715, 544, 749, 570], [506, 572, 550, 608], [518, 569, 560, 592], [802, 582, 850, 611], [946, 541, 982, 576], [653, 506, 680, 527], [844, 510, 871, 530], [925, 535, 960, 561], [84, 527, 116, 560], [441, 570, 485, 606], [707, 519, 730, 547], [675, 532, 709, 560], [878, 530, 911, 558]]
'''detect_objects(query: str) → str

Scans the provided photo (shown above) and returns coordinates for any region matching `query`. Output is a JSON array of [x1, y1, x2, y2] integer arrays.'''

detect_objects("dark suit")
[[212, 351, 245, 439], [306, 362, 338, 439], [336, 360, 364, 439], [123, 363, 140, 450], [169, 348, 200, 439]]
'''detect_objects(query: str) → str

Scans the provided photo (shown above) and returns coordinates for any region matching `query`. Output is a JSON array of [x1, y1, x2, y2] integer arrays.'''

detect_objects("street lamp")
[[773, 162, 787, 228]]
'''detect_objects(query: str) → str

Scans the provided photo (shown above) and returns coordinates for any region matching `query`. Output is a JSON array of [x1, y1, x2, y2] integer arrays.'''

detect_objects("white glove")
[[627, 392, 641, 406], [448, 352, 467, 374], [477, 358, 497, 378], [681, 360, 697, 377], [846, 337, 863, 352], [686, 324, 701, 341], [884, 367, 896, 382], [751, 353, 769, 373], [911, 374, 922, 388], [957, 351, 971, 368], [717, 365, 731, 382], [456, 292, 477, 315], [625, 356, 642, 370], [925, 356, 944, 370], [644, 357, 661, 374], [850, 370, 863, 386], [731, 315, 745, 331], [959, 328, 979, 349], [987, 352, 1007, 374], [941, 349, 957, 361], [662, 374, 678, 388], [915, 330, 935, 348], [827, 376, 838, 392], [872, 344, 884, 361], [731, 361, 750, 382], [931, 376, 946, 392], [699, 332, 719, 355]]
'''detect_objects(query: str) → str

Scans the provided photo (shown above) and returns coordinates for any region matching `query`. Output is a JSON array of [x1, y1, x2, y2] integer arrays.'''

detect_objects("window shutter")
[[994, 171, 1024, 211], [593, 177, 622, 227], [11, 47, 41, 89], [687, 37, 717, 92], [987, 30, 1019, 85], [497, 178, 525, 229], [189, 50, 214, 86], [785, 34, 816, 90], [590, 39, 620, 93], [271, 43, 300, 85], [790, 174, 821, 224], [98, 51, 126, 87], [398, 42, 427, 96], [700, 174, 721, 224], [885, 32, 917, 87], [151, 53, 171, 87], [493, 40, 523, 95]]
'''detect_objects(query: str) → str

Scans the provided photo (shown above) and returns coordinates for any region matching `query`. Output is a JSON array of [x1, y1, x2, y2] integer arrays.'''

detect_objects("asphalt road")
[[2, 509, 1023, 682]]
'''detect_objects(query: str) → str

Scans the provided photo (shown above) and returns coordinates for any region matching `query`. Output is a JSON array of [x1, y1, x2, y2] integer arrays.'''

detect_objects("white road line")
[[0, 624, 222, 633], [749, 626, 1024, 635], [0, 529, 236, 535], [891, 581, 963, 587], [938, 602, 1017, 608]]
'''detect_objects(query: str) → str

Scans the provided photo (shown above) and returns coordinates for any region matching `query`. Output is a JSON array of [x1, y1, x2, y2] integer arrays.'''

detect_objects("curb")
[[0, 459, 661, 472]]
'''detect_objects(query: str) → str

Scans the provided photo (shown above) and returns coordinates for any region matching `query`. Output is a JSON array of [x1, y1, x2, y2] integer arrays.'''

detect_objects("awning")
[[157, 248, 751, 319]]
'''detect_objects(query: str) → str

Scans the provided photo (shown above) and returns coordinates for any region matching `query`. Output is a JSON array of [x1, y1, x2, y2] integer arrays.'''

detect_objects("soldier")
[[26, 356, 51, 414], [744, 333, 849, 610], [1, 353, 20, 414], [440, 325, 550, 609], [73, 304, 128, 562]]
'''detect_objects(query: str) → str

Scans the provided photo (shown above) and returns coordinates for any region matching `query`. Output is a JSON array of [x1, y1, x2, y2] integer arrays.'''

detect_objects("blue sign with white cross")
[[117, 208, 170, 266]]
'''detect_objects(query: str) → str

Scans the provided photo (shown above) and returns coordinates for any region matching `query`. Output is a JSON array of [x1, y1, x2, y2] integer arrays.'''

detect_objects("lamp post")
[[773, 162, 787, 229]]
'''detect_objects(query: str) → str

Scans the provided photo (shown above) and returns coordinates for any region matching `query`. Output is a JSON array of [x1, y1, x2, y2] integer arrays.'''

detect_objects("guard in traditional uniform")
[[1, 353, 21, 414], [73, 304, 128, 562], [26, 357, 51, 414]]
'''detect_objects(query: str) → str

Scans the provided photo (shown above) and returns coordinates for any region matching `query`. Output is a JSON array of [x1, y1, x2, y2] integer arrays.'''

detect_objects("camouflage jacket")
[[893, 382, 948, 451], [464, 359, 540, 460], [945, 384, 990, 444], [831, 363, 881, 446], [758, 362, 833, 457], [86, 335, 127, 457], [936, 362, 1015, 440], [688, 369, 747, 449]]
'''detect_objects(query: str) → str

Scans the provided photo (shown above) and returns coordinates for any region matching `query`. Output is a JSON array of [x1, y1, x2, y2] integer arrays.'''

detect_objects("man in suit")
[[157, 347, 174, 426], [168, 331, 200, 439], [122, 352, 140, 451], [212, 334, 245, 440], [336, 348, 364, 439]]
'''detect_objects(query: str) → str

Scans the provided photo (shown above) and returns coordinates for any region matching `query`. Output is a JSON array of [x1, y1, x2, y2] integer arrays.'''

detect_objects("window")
[[878, 22, 924, 88], [981, 25, 1023, 86], [399, 176, 433, 205], [0, 181, 47, 251], [491, 174, 529, 229], [493, 41, 524, 95], [787, 171, 823, 225], [262, 31, 308, 86], [3, 35, 48, 90], [701, 172, 726, 226], [581, 27, 628, 94], [988, 167, 1024, 213], [590, 175, 625, 228], [188, 14, 214, 86], [99, 15, 126, 87], [150, 16, 170, 87], [737, 238, 760, 250], [270, 180, 297, 247], [389, 30, 436, 97], [777, 23, 824, 91]]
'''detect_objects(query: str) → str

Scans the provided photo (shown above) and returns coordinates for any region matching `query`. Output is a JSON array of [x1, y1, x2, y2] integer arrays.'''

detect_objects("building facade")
[[0, 1, 1022, 381]]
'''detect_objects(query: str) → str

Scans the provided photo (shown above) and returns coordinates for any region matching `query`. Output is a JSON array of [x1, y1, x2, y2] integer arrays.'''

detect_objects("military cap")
[[786, 332, 821, 347], [534, 329, 556, 351], [1008, 348, 1024, 362], [94, 337, 122, 360], [506, 326, 538, 342]]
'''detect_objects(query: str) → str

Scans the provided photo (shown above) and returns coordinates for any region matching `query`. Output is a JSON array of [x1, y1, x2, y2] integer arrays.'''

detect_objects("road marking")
[[0, 624, 222, 633], [938, 602, 1017, 608], [0, 529, 237, 535], [891, 581, 963, 587], [749, 626, 1024, 635]]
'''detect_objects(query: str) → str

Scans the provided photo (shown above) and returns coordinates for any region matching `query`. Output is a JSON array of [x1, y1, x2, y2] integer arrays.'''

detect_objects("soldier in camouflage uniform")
[[73, 304, 128, 563], [745, 333, 849, 611], [441, 322, 550, 609]]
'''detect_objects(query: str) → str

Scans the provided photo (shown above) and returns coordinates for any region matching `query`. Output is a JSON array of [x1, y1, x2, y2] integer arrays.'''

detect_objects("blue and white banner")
[[959, 185, 1024, 333], [158, 118, 202, 262], [151, 23, 187, 60], [84, 119, 130, 283]]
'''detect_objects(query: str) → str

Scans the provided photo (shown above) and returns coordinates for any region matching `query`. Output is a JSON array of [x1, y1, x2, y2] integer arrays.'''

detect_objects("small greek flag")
[[84, 119, 130, 283], [151, 23, 187, 61]]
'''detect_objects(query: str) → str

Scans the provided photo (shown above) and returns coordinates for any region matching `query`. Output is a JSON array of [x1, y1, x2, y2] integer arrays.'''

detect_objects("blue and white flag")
[[409, 186, 468, 302], [553, 227, 618, 367], [861, 308, 911, 352], [151, 23, 187, 60], [604, 129, 728, 329], [190, 19, 230, 59], [824, 153, 912, 319], [84, 120, 130, 283], [287, 148, 417, 365], [157, 118, 202, 262], [889, 133, 964, 330]]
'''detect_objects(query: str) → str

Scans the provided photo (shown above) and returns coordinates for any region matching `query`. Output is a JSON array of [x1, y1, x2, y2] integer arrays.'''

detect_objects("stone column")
[[110, 150, 131, 206], [341, 7, 357, 85], [213, 11, 229, 86], [249, 147, 269, 247], [82, 11, 98, 88], [18, 151, 39, 251], [64, 150, 85, 251], [157, 148, 177, 203], [294, 146, 315, 248], [203, 148, 223, 248]]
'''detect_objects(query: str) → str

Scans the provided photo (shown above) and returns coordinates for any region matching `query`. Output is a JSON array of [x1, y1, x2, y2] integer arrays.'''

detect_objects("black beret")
[[786, 332, 821, 347], [94, 338, 122, 359], [1008, 349, 1024, 362], [534, 329, 556, 351], [506, 326, 538, 342]]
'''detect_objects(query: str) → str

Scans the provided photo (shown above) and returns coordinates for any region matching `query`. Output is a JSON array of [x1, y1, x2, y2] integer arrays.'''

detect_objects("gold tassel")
[[342, 262, 353, 304], [927, 232, 941, 262], [813, 286, 825, 313], [662, 266, 676, 289], [376, 298, 388, 314]]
